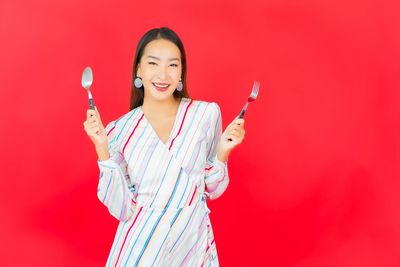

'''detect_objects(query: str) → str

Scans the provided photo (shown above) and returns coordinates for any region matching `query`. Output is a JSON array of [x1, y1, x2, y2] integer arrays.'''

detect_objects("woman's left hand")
[[217, 117, 245, 161]]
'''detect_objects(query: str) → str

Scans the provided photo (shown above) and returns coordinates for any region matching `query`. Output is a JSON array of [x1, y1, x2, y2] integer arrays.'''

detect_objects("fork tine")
[[251, 81, 260, 98]]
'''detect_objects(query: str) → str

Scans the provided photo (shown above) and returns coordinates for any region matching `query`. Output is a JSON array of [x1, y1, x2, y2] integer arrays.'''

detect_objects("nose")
[[157, 65, 168, 80]]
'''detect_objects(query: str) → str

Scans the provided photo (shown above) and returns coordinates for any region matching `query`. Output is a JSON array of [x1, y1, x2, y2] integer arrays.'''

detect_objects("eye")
[[148, 61, 157, 66], [170, 63, 179, 67]]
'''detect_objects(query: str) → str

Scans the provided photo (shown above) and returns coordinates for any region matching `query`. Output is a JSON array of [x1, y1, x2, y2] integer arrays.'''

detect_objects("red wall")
[[1, 0, 399, 266]]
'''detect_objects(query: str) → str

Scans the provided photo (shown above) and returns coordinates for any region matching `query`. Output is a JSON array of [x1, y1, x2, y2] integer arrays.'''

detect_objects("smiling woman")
[[137, 39, 183, 101], [83, 27, 246, 266]]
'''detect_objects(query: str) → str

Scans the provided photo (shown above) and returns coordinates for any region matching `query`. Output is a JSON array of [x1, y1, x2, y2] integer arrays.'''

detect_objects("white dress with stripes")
[[97, 98, 229, 267]]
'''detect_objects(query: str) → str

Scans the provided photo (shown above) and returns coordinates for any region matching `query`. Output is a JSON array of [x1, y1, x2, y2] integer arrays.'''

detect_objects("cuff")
[[214, 154, 228, 167], [97, 158, 120, 170]]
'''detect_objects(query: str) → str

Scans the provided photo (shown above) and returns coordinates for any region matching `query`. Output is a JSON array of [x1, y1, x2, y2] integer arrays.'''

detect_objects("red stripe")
[[106, 126, 116, 136], [201, 239, 215, 267], [188, 186, 197, 206], [168, 99, 193, 150], [114, 206, 143, 267], [122, 114, 144, 154], [205, 239, 215, 253], [205, 166, 214, 171]]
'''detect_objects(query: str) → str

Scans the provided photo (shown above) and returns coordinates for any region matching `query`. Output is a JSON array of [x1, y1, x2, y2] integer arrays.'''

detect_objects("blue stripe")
[[165, 168, 183, 208], [176, 102, 202, 155], [151, 208, 182, 266], [206, 103, 221, 158], [169, 206, 199, 253], [107, 221, 128, 267], [135, 138, 160, 187], [123, 210, 155, 267], [127, 123, 149, 164], [176, 171, 189, 208], [170, 208, 182, 227], [205, 170, 220, 181], [101, 175, 112, 203], [116, 108, 138, 142], [134, 210, 166, 266], [134, 169, 183, 265], [148, 157, 173, 208]]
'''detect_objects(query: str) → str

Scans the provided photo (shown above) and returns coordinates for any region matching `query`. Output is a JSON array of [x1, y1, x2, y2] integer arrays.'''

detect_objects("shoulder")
[[104, 107, 142, 134], [183, 97, 221, 115]]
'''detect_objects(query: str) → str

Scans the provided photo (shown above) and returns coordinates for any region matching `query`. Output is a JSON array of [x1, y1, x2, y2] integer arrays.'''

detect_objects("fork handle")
[[238, 102, 249, 119], [228, 102, 248, 142]]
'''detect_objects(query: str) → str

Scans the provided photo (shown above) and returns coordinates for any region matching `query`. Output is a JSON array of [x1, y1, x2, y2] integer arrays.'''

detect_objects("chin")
[[147, 91, 175, 101]]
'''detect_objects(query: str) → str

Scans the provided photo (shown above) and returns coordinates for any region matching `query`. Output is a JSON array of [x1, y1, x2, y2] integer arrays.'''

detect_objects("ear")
[[136, 63, 141, 77]]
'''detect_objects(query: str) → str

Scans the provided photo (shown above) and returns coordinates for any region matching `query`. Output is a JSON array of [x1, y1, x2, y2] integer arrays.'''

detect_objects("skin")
[[84, 39, 245, 162]]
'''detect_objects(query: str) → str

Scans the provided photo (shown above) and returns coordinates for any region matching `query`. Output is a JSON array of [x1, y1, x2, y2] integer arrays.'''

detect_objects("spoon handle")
[[89, 98, 95, 110], [87, 90, 95, 110]]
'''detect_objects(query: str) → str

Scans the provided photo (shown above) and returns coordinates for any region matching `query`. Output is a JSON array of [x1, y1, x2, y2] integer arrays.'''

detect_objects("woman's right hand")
[[83, 108, 110, 160]]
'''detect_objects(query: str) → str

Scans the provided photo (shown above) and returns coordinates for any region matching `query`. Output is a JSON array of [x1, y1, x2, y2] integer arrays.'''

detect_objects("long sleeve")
[[97, 120, 137, 221], [204, 103, 229, 199]]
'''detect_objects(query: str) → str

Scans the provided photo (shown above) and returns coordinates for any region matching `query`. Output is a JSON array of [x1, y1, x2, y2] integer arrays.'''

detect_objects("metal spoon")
[[81, 66, 95, 110]]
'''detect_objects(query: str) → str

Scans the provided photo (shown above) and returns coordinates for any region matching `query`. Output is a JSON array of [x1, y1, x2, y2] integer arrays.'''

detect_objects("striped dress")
[[97, 97, 229, 267]]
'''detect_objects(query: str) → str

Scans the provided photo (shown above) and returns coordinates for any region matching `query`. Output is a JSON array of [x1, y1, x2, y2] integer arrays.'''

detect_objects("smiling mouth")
[[152, 83, 170, 91]]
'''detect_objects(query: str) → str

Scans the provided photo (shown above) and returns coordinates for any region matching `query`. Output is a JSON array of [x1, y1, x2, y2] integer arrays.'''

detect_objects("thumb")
[[95, 106, 102, 121], [229, 116, 244, 127]]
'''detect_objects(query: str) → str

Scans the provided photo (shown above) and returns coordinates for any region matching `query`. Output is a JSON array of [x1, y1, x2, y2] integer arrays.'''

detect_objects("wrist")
[[95, 145, 110, 161], [217, 150, 230, 162]]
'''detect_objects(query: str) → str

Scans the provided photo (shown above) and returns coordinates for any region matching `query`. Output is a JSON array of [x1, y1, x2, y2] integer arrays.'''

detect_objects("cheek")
[[141, 66, 155, 78], [170, 67, 182, 79]]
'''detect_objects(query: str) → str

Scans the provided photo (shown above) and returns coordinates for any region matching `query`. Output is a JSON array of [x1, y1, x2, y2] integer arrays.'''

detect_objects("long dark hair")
[[129, 27, 190, 110]]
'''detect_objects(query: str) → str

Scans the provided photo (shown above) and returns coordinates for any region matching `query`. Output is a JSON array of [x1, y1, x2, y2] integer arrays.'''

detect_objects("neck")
[[142, 96, 181, 118]]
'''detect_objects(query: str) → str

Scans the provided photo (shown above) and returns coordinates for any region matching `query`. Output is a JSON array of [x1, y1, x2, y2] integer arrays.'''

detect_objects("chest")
[[146, 116, 176, 144]]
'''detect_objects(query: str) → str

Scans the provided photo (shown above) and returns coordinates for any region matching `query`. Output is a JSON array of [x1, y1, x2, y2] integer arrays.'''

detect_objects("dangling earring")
[[176, 79, 183, 92], [134, 77, 143, 88]]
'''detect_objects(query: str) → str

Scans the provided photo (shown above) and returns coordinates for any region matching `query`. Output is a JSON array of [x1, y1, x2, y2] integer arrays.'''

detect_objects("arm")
[[96, 120, 137, 222], [204, 103, 230, 199]]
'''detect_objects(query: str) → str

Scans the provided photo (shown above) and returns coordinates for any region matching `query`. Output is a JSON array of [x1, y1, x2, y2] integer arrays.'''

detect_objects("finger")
[[84, 121, 101, 131], [86, 129, 99, 138], [236, 118, 245, 125], [226, 122, 241, 132], [226, 136, 239, 146], [232, 118, 245, 126], [86, 123, 101, 130], [229, 129, 240, 137], [85, 117, 99, 125], [228, 131, 244, 141], [87, 109, 96, 119], [87, 126, 101, 135], [88, 119, 103, 129], [228, 131, 244, 142], [231, 135, 243, 145], [231, 124, 245, 133], [231, 126, 245, 136], [95, 106, 102, 120], [85, 116, 97, 125]]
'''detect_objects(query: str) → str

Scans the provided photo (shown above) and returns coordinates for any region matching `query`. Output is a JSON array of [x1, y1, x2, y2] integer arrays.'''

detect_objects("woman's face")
[[137, 39, 182, 102]]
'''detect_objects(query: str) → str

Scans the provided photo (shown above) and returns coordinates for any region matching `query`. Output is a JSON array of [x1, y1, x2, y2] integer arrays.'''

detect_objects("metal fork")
[[227, 81, 259, 142], [238, 81, 260, 118]]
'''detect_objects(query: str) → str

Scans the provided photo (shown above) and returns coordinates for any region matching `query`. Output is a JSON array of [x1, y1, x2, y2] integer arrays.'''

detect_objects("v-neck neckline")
[[140, 97, 186, 146]]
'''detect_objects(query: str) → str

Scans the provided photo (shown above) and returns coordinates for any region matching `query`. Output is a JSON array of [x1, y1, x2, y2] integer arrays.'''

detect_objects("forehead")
[[142, 39, 181, 60]]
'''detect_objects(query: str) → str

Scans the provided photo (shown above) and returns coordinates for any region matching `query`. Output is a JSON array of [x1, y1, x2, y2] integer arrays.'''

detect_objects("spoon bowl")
[[81, 66, 95, 109], [81, 66, 93, 89]]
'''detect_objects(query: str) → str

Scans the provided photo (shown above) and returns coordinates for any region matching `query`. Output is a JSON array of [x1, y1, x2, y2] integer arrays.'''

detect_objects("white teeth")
[[154, 83, 169, 88]]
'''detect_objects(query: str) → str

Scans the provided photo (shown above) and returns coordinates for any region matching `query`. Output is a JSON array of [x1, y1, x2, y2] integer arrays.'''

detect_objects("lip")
[[152, 83, 170, 92]]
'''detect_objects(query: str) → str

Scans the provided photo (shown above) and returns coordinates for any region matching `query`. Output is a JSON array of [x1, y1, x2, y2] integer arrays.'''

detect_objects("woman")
[[84, 27, 245, 266]]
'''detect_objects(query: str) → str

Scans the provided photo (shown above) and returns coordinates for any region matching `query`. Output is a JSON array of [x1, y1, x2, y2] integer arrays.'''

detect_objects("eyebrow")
[[146, 56, 180, 61]]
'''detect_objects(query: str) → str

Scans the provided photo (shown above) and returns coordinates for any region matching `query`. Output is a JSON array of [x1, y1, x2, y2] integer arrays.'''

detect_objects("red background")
[[1, 0, 399, 266]]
